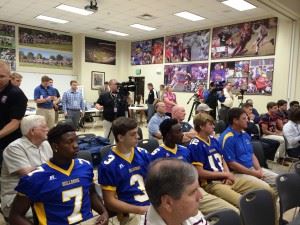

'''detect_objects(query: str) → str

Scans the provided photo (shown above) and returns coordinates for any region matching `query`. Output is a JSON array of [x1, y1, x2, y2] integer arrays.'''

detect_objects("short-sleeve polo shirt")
[[34, 85, 56, 109]]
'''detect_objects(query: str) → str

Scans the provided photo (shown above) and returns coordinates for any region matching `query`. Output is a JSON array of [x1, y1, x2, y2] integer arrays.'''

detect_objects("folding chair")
[[281, 136, 299, 170], [214, 120, 227, 134], [77, 151, 93, 164], [276, 173, 300, 225], [251, 140, 267, 168], [99, 144, 115, 162], [240, 189, 275, 225], [295, 161, 300, 175], [137, 139, 159, 153], [205, 209, 241, 225]]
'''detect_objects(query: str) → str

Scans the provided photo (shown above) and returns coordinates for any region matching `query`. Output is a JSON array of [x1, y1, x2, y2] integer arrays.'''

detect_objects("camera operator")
[[204, 82, 225, 120], [218, 81, 234, 124], [95, 79, 128, 143]]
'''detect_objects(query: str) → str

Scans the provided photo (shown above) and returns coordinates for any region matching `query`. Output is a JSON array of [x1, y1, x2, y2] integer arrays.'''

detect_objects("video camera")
[[238, 88, 247, 100], [214, 80, 226, 91], [117, 77, 136, 96]]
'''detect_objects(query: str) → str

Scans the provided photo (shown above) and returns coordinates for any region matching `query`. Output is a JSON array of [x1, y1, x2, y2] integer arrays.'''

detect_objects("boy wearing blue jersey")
[[9, 124, 108, 225], [189, 113, 274, 208], [151, 118, 238, 215], [98, 117, 150, 225]]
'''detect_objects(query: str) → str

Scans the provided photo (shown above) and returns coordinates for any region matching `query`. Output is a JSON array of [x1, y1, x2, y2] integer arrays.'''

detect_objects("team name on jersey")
[[62, 178, 80, 187], [129, 166, 141, 173], [209, 148, 217, 154]]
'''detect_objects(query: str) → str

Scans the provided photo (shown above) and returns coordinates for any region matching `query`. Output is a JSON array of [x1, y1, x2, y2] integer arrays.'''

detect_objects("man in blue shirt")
[[62, 80, 84, 130], [148, 101, 169, 140], [34, 76, 57, 128], [219, 108, 278, 192]]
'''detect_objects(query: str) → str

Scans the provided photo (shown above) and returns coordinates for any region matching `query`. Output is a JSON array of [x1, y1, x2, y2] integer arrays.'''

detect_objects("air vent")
[[137, 13, 156, 20]]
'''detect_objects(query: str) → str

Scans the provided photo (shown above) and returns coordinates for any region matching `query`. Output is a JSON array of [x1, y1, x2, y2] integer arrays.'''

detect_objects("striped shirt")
[[62, 89, 84, 112]]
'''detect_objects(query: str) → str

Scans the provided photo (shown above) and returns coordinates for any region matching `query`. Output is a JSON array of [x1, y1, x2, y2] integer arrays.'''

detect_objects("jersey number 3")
[[130, 174, 149, 202], [62, 187, 83, 224]]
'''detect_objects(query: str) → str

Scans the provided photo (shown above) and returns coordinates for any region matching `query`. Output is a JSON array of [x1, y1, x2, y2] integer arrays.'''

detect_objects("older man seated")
[[1, 115, 52, 219]]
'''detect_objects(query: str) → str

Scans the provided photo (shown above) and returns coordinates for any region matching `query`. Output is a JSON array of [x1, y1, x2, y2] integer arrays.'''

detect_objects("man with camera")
[[204, 82, 225, 120], [218, 82, 234, 124], [95, 79, 128, 143]]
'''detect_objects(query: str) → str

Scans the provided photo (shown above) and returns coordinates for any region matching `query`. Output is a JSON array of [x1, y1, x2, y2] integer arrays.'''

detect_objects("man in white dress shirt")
[[283, 108, 300, 158], [141, 158, 208, 225]]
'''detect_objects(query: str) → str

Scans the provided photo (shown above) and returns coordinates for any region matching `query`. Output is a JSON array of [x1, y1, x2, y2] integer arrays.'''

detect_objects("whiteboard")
[[18, 72, 77, 100]]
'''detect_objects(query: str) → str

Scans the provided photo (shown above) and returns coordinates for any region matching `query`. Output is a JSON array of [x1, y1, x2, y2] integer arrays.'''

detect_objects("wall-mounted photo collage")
[[165, 29, 210, 63], [131, 37, 164, 65], [85, 37, 116, 65], [0, 23, 16, 70], [18, 27, 73, 69], [164, 63, 208, 92], [211, 17, 277, 59]]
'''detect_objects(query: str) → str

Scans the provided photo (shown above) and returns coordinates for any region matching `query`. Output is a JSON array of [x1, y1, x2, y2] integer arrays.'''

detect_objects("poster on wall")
[[85, 37, 116, 65], [165, 29, 210, 63], [247, 58, 274, 95], [0, 23, 16, 70], [19, 27, 72, 52], [164, 63, 208, 92], [19, 48, 73, 70], [131, 37, 164, 65], [211, 17, 277, 59]]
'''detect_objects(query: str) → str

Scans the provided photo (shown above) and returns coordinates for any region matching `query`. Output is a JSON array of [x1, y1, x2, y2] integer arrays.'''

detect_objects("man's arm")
[[261, 123, 277, 135], [90, 184, 109, 225], [0, 119, 21, 139], [102, 190, 147, 215], [195, 165, 233, 181], [9, 194, 33, 225], [227, 161, 263, 179]]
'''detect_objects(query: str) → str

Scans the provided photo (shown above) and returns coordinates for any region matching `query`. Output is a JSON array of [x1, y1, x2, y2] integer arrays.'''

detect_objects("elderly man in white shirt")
[[219, 82, 234, 124], [1, 115, 52, 219], [283, 108, 300, 158], [141, 158, 208, 225]]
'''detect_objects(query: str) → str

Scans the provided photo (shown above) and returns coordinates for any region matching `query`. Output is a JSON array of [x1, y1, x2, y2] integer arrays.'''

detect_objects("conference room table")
[[128, 104, 147, 124]]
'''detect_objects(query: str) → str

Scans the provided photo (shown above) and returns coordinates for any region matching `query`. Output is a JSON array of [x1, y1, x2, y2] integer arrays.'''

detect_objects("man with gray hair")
[[1, 115, 52, 219], [142, 158, 208, 225]]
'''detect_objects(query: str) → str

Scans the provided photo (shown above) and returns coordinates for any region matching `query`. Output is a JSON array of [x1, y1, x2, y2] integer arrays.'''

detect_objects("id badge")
[[114, 107, 118, 113]]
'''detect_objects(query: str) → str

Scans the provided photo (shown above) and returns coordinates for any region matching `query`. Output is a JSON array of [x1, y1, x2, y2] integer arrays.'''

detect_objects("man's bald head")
[[172, 105, 186, 122]]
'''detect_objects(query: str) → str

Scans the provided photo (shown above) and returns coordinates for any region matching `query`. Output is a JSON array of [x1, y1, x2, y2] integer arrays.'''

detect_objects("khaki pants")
[[204, 175, 275, 208], [198, 187, 239, 215], [118, 213, 142, 225], [36, 108, 55, 129], [103, 120, 114, 144]]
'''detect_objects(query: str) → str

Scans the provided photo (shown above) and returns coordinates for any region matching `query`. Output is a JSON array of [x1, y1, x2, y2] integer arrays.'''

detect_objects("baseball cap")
[[196, 103, 212, 112]]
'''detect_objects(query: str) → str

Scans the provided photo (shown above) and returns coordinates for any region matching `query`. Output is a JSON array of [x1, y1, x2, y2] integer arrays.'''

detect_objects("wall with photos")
[[127, 18, 296, 114]]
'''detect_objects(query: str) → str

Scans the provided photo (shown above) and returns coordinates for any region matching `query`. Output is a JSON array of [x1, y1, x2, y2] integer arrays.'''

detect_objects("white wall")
[[126, 18, 297, 115]]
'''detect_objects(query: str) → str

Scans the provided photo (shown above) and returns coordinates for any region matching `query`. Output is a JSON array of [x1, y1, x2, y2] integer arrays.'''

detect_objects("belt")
[[37, 107, 53, 110], [67, 108, 80, 111]]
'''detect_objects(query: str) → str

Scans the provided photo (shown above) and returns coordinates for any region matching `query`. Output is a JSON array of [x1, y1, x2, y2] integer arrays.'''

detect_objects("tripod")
[[187, 100, 200, 122]]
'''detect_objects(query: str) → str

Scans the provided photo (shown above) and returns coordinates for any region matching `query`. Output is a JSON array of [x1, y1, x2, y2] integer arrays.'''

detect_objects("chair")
[[251, 140, 267, 168], [77, 151, 93, 164], [137, 127, 143, 140], [240, 189, 275, 225], [99, 144, 115, 161], [295, 161, 300, 175], [137, 139, 159, 153], [205, 209, 241, 225], [214, 120, 227, 134], [276, 173, 300, 225], [281, 136, 299, 170]]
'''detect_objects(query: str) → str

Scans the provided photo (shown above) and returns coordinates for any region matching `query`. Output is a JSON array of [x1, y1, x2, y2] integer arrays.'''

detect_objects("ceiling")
[[0, 0, 299, 41]]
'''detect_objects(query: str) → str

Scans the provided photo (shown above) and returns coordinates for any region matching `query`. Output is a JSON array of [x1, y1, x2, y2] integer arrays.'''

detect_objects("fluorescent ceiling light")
[[130, 24, 156, 31], [105, 30, 129, 36], [222, 0, 256, 11], [35, 15, 69, 24], [56, 4, 94, 16], [174, 11, 205, 21]]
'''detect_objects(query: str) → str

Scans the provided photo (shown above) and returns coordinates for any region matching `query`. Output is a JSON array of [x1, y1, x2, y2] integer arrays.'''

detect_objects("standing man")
[[34, 75, 56, 128], [219, 82, 234, 124], [146, 83, 158, 122], [48, 78, 61, 123], [1, 115, 52, 219], [0, 61, 27, 167], [142, 158, 208, 225], [96, 79, 129, 143], [62, 80, 84, 130], [204, 82, 225, 120]]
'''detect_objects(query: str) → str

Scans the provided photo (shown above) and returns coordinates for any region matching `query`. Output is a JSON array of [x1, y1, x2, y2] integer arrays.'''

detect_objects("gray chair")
[[214, 120, 227, 134], [137, 139, 159, 153], [281, 136, 299, 170], [240, 189, 275, 225], [99, 144, 115, 162], [251, 140, 267, 168], [276, 173, 300, 225], [205, 209, 241, 225], [77, 151, 93, 164]]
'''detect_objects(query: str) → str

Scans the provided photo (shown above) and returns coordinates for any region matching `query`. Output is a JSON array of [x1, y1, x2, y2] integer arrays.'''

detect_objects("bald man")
[[0, 61, 27, 168], [172, 105, 196, 144]]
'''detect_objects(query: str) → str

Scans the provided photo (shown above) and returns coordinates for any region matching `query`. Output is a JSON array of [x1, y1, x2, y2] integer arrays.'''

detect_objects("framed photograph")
[[91, 71, 105, 90]]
